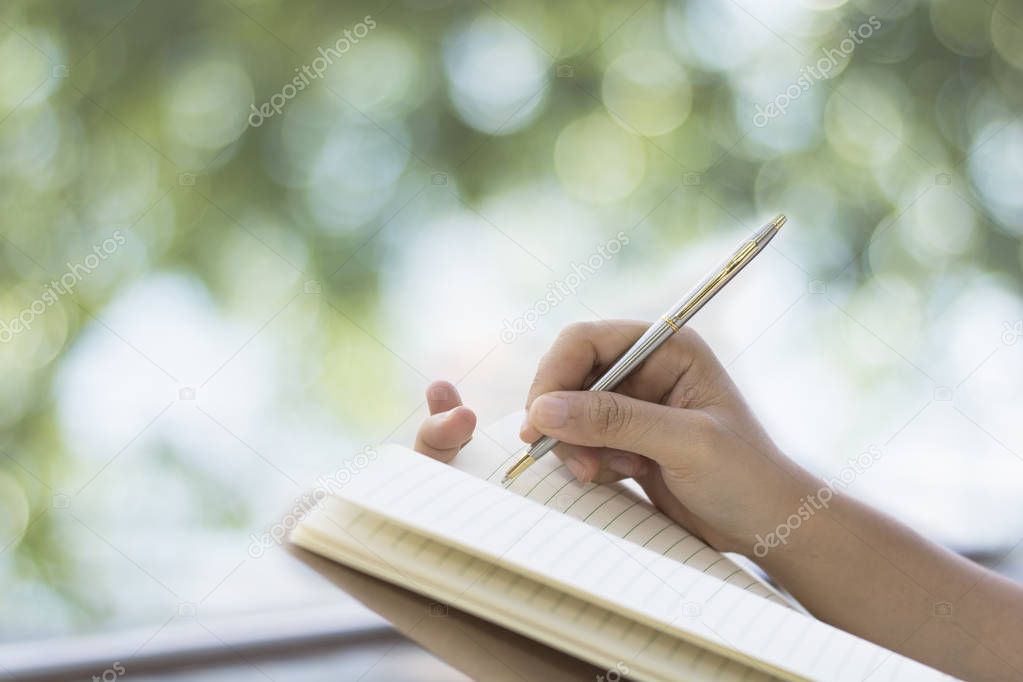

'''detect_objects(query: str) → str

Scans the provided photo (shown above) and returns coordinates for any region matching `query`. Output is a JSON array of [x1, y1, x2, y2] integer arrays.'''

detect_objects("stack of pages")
[[291, 414, 951, 681]]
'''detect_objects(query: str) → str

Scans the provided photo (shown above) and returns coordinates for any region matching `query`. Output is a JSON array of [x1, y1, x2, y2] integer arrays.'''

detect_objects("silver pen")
[[502, 214, 786, 484]]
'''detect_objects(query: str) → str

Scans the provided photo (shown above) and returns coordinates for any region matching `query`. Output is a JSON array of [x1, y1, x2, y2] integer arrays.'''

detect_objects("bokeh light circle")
[[165, 59, 254, 150], [968, 120, 1023, 233], [443, 15, 549, 135], [554, 113, 646, 204], [930, 0, 992, 57], [824, 69, 907, 166], [991, 0, 1023, 69], [324, 30, 427, 120], [602, 50, 692, 136]]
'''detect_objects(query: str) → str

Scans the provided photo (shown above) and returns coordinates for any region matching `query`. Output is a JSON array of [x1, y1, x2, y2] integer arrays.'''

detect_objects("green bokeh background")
[[2, 0, 1022, 641]]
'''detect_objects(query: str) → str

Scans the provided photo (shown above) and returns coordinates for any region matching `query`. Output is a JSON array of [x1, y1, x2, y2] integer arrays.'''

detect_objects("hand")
[[412, 323, 1023, 679], [411, 321, 819, 558], [516, 320, 819, 557], [413, 380, 477, 463]]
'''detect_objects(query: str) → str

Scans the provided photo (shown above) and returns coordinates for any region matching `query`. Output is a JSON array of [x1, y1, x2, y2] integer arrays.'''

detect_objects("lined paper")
[[294, 498, 778, 682], [458, 412, 791, 606], [310, 443, 950, 682]]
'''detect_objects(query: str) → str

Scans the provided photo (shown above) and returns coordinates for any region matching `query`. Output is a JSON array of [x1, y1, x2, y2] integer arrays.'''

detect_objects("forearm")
[[756, 486, 1023, 680]]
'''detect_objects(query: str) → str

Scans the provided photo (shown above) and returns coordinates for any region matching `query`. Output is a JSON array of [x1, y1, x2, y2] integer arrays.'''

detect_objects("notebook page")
[[293, 498, 779, 682], [332, 444, 951, 682], [456, 412, 791, 607]]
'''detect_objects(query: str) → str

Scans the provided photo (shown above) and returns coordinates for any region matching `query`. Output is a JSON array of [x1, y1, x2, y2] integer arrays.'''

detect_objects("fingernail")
[[533, 396, 568, 429], [608, 455, 638, 477], [565, 457, 589, 482], [519, 414, 530, 433]]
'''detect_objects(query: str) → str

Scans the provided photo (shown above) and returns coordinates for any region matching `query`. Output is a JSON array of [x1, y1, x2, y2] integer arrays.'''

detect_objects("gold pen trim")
[[727, 240, 758, 269], [501, 214, 786, 482], [502, 452, 535, 484], [668, 215, 785, 327], [669, 267, 730, 325]]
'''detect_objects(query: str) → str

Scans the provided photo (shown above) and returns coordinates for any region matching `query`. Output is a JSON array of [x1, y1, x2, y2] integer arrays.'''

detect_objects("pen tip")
[[502, 453, 535, 485], [770, 214, 787, 229]]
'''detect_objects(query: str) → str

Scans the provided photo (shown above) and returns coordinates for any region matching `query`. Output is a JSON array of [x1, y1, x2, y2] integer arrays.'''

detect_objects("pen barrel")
[[661, 229, 775, 332], [525, 434, 560, 461], [522, 218, 781, 467], [587, 321, 676, 392]]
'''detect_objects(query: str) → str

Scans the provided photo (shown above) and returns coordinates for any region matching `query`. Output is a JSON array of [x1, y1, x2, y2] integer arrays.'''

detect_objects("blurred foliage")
[[1, 0, 1022, 638]]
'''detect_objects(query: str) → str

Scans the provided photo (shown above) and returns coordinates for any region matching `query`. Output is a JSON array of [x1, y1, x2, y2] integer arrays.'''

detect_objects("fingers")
[[426, 380, 463, 415], [525, 390, 714, 471], [548, 443, 647, 484], [521, 321, 709, 441], [524, 320, 649, 411], [554, 445, 600, 483], [634, 467, 714, 545], [415, 381, 477, 462]]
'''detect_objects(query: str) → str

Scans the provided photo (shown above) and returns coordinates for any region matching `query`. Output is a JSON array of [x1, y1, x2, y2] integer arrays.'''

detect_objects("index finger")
[[520, 320, 638, 444], [525, 321, 644, 404], [524, 320, 699, 417]]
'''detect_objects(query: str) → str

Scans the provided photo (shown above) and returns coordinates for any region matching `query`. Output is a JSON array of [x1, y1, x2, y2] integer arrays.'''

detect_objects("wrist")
[[743, 464, 831, 566]]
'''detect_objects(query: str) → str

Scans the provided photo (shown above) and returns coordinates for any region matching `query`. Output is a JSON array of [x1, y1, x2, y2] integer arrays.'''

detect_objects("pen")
[[502, 214, 786, 484]]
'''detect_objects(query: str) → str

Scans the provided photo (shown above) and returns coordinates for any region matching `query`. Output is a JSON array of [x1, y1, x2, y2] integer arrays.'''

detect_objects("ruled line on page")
[[330, 444, 949, 681], [297, 496, 777, 682], [487, 446, 790, 604]]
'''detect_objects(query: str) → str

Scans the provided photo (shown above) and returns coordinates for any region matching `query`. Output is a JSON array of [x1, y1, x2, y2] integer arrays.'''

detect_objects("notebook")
[[290, 413, 951, 681]]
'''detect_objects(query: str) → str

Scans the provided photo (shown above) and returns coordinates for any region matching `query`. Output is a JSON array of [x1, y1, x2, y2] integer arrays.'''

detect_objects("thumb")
[[526, 391, 712, 469]]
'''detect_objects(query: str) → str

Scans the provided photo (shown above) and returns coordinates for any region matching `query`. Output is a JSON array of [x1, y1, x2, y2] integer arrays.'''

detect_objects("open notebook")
[[290, 413, 951, 682]]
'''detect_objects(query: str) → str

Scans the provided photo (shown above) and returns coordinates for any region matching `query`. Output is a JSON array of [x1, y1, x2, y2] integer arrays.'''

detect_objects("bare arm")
[[759, 486, 1023, 681], [411, 321, 1023, 679]]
